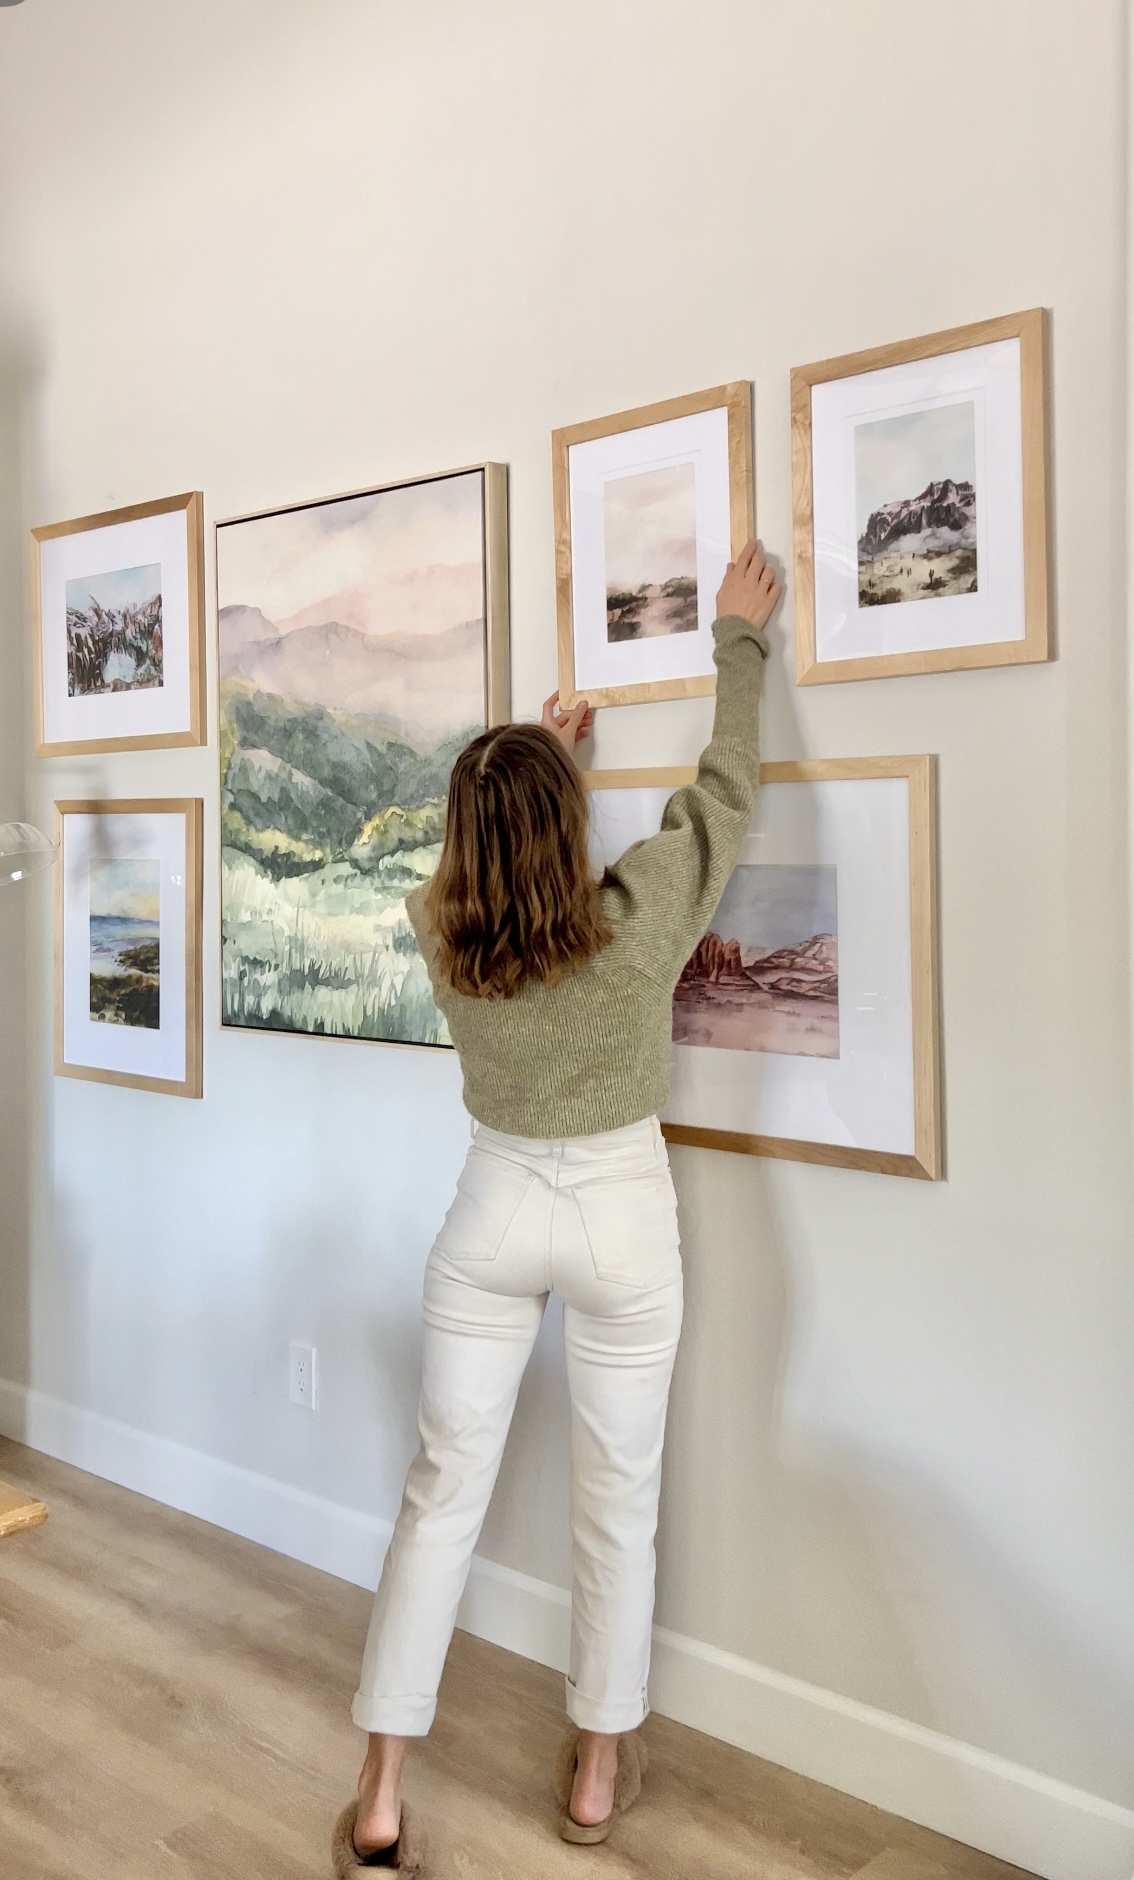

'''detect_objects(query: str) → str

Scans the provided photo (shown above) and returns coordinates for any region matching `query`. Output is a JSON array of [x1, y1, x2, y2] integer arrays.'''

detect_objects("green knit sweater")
[[406, 615, 768, 1138]]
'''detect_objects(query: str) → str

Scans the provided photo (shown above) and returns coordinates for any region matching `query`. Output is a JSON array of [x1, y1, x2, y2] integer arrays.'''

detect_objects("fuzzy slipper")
[[331, 1799, 427, 1874], [554, 1729, 649, 1845]]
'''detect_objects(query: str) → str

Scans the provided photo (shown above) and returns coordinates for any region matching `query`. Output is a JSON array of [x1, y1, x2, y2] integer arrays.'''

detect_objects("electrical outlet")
[[289, 1341, 319, 1410]]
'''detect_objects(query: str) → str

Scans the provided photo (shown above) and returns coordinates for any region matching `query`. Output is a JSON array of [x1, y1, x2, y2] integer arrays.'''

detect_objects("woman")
[[333, 542, 781, 1873]]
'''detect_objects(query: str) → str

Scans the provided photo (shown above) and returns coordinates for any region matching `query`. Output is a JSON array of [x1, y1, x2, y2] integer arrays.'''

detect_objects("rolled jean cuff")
[[351, 1690, 436, 1736], [565, 1678, 650, 1734]]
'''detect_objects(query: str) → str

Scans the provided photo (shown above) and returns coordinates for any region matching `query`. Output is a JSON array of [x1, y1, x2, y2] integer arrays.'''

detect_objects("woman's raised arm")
[[602, 542, 783, 988]]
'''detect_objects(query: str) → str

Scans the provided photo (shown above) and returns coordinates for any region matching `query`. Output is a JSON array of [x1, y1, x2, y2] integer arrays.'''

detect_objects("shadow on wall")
[[807, 1440, 1134, 1804], [657, 1144, 934, 1717], [649, 703, 929, 1716], [259, 1190, 429, 1511], [0, 340, 36, 1404], [663, 1145, 1134, 1807], [28, 1171, 431, 1515]]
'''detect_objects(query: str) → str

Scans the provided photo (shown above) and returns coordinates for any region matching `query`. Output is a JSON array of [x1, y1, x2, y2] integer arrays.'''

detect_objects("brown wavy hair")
[[424, 723, 612, 999]]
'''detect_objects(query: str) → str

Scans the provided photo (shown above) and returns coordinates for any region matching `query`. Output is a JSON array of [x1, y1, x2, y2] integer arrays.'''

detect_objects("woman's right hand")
[[716, 540, 783, 633], [541, 691, 595, 762]]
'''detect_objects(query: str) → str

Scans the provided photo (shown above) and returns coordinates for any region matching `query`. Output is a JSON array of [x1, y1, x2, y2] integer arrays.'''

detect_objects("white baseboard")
[[2, 1377, 1131, 1880]]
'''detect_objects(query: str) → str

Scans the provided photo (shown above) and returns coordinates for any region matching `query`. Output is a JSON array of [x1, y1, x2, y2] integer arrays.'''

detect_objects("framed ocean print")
[[553, 383, 753, 709], [585, 758, 941, 1180], [792, 310, 1050, 684], [33, 492, 205, 754], [216, 463, 509, 1049], [55, 798, 203, 1098]]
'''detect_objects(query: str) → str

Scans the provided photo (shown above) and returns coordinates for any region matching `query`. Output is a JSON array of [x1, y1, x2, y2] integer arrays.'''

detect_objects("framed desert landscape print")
[[33, 491, 205, 754], [585, 757, 941, 1179], [55, 799, 203, 1098], [553, 383, 753, 709], [216, 463, 509, 1048], [792, 310, 1050, 684]]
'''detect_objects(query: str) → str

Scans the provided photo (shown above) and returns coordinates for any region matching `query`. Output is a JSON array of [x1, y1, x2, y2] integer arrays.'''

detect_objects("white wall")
[[1, 4, 1133, 1876]]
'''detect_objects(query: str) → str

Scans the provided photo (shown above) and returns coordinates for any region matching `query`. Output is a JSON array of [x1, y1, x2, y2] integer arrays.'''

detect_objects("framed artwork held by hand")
[[554, 383, 753, 709]]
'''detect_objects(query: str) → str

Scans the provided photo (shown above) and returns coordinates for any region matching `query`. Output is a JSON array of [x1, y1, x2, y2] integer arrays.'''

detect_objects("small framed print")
[[585, 758, 941, 1180], [33, 492, 206, 754], [792, 310, 1050, 684], [553, 383, 753, 709], [55, 799, 203, 1098]]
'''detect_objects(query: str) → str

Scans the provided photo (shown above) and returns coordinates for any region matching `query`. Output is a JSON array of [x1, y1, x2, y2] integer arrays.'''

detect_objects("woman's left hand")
[[541, 692, 595, 760]]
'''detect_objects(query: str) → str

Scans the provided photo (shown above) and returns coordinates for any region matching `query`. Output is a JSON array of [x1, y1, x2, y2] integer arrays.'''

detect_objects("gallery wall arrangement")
[[552, 382, 753, 708], [791, 309, 1050, 684], [30, 305, 1053, 1160], [585, 760, 941, 1180], [54, 798, 204, 1099], [32, 491, 206, 755], [214, 464, 509, 1049]]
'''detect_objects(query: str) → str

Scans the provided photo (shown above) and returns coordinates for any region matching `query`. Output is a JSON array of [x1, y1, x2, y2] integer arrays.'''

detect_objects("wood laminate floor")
[[0, 1438, 1038, 1880]]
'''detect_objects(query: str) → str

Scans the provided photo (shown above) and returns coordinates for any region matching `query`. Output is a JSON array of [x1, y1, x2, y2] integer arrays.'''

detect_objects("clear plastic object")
[[0, 822, 58, 885]]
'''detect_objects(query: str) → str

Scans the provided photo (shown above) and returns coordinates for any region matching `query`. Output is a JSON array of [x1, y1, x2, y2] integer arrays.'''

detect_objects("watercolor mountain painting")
[[217, 474, 487, 1046], [855, 402, 979, 608]]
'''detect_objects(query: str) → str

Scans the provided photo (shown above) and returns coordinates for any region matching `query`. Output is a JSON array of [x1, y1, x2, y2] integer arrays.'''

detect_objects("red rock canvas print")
[[674, 864, 839, 1059]]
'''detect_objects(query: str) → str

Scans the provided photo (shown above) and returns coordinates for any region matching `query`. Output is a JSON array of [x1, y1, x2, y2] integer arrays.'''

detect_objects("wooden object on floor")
[[0, 1478, 47, 1537], [0, 1436, 1038, 1880]]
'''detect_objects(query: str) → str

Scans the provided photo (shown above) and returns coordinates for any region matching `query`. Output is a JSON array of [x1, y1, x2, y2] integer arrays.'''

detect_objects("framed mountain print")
[[554, 383, 753, 709], [216, 463, 509, 1048], [792, 310, 1050, 683], [585, 758, 941, 1179], [33, 492, 205, 754], [55, 799, 203, 1098]]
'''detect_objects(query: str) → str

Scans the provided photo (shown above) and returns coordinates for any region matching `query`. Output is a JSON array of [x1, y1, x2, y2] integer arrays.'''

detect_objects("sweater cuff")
[[712, 614, 770, 660]]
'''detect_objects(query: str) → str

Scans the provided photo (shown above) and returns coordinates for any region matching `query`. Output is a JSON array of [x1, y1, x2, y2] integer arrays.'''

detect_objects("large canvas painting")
[[553, 383, 753, 709], [33, 493, 205, 754], [584, 760, 941, 1180], [55, 798, 202, 1098], [216, 466, 509, 1048], [792, 309, 1050, 683]]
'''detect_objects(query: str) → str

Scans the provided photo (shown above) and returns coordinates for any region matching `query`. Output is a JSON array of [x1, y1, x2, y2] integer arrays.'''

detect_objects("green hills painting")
[[216, 472, 489, 1046]]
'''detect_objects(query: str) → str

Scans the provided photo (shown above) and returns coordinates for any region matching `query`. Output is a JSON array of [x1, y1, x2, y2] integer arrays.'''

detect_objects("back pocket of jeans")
[[573, 1168, 681, 1287], [433, 1150, 536, 1262]]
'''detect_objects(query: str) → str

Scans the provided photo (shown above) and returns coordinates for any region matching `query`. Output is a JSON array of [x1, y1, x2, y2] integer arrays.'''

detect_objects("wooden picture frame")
[[215, 463, 509, 1049], [792, 310, 1050, 685], [585, 758, 941, 1180], [554, 383, 753, 709], [33, 491, 206, 754], [54, 798, 203, 1098]]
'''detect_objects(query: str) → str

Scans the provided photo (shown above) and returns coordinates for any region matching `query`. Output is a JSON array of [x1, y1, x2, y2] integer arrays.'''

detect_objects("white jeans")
[[352, 1115, 684, 1737]]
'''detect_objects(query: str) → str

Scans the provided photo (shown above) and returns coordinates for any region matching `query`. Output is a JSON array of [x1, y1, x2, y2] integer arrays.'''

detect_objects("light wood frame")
[[584, 757, 942, 1180], [554, 383, 753, 709], [792, 310, 1050, 685], [54, 798, 204, 1098], [32, 491, 206, 755], [214, 462, 510, 1053]]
